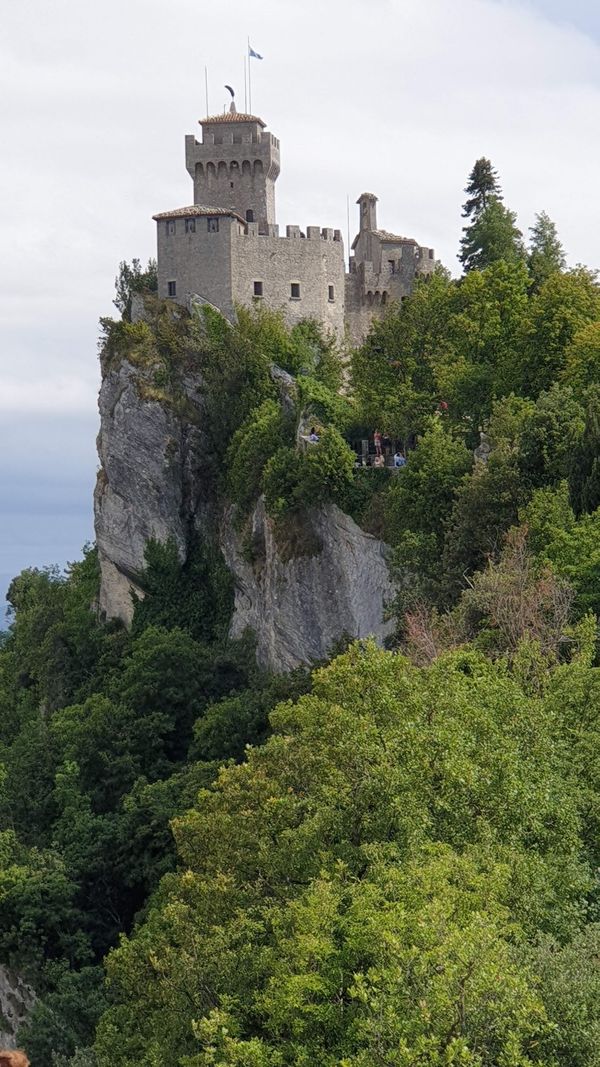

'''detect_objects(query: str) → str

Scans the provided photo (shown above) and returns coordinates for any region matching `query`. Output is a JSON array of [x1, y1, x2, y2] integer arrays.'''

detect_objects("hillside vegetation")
[[1, 160, 600, 1065]]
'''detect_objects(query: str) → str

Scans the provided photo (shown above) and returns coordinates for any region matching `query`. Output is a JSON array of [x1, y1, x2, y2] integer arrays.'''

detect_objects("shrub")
[[226, 399, 291, 514], [262, 428, 356, 518]]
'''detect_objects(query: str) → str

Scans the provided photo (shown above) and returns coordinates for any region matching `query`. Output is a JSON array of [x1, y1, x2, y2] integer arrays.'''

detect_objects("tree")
[[518, 384, 585, 490], [441, 447, 528, 600], [528, 211, 566, 289], [517, 267, 600, 397], [384, 420, 472, 588], [94, 642, 586, 1066], [461, 157, 503, 220], [521, 483, 600, 621], [528, 926, 600, 1067], [569, 386, 600, 516], [113, 259, 158, 321], [460, 197, 526, 273], [561, 321, 600, 395], [351, 271, 449, 440]]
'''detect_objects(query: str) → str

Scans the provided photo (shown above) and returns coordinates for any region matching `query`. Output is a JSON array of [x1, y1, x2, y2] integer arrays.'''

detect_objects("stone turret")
[[185, 110, 280, 227]]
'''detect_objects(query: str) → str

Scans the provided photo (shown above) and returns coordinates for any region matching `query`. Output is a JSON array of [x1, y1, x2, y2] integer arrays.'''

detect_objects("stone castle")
[[154, 105, 436, 343]]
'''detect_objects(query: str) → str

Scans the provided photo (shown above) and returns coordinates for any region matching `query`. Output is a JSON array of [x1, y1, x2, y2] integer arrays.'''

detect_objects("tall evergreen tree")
[[568, 386, 600, 516], [461, 157, 503, 220], [460, 198, 525, 272], [528, 211, 566, 289]]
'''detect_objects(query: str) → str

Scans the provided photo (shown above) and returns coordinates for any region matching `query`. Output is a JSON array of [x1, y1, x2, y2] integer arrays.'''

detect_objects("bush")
[[226, 399, 291, 514], [262, 428, 356, 518]]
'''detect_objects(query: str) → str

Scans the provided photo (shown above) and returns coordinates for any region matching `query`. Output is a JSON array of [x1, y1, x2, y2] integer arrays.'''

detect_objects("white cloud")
[[0, 0, 599, 581]]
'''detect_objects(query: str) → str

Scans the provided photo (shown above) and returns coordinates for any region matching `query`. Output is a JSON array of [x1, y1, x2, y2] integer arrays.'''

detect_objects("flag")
[[248, 44, 263, 59]]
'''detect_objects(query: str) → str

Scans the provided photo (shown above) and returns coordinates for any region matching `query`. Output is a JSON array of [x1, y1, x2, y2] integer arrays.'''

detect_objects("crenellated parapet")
[[185, 111, 280, 225]]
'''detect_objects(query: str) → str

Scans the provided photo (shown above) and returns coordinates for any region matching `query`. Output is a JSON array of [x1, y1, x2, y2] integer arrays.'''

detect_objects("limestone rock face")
[[95, 344, 396, 670], [0, 967, 35, 1048], [94, 358, 210, 625], [222, 498, 396, 672]]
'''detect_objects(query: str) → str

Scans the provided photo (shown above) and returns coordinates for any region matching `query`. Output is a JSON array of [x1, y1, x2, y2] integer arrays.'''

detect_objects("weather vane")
[[225, 84, 236, 113]]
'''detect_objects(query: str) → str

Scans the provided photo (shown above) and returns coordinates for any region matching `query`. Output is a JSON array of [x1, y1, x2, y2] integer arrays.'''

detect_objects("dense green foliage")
[[95, 641, 600, 1065], [0, 545, 309, 1065], [1, 155, 600, 1065]]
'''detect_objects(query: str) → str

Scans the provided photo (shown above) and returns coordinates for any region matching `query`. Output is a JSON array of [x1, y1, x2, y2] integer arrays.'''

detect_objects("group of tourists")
[[370, 429, 406, 469], [304, 424, 407, 470]]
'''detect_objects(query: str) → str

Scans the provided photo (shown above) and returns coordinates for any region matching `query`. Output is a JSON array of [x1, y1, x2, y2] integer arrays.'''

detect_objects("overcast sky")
[[1, 0, 599, 611]]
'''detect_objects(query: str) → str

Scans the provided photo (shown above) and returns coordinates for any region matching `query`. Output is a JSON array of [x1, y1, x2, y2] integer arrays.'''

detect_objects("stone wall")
[[156, 215, 237, 316], [231, 226, 346, 336]]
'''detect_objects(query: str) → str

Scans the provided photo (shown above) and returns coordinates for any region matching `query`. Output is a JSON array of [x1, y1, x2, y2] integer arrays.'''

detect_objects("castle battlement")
[[240, 223, 342, 242], [155, 107, 436, 344]]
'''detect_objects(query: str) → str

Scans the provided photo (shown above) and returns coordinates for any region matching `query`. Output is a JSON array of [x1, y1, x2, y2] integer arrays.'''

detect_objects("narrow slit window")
[[328, 285, 335, 302]]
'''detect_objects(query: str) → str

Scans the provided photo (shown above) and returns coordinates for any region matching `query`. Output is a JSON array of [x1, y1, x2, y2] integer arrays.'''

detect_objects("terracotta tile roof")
[[200, 112, 266, 127], [153, 204, 246, 224], [372, 229, 418, 245]]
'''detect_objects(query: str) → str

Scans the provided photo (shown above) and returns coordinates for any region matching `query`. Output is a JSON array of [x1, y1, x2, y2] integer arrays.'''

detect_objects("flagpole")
[[248, 36, 252, 113], [244, 54, 248, 112], [204, 65, 209, 117]]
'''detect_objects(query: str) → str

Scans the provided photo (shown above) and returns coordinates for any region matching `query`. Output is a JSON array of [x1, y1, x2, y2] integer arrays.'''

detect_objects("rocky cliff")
[[95, 355, 212, 627], [0, 967, 34, 1048], [94, 305, 396, 668], [222, 498, 395, 672]]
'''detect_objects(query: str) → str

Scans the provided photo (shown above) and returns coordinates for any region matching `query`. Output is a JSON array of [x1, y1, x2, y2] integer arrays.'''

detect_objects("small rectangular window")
[[166, 219, 176, 236], [388, 260, 395, 274], [328, 285, 335, 302], [253, 281, 263, 297], [207, 217, 219, 233], [185, 218, 196, 234], [167, 280, 177, 297], [290, 282, 301, 300]]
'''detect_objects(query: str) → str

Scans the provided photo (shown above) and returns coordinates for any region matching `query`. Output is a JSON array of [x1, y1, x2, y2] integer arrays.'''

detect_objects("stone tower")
[[185, 107, 281, 227], [353, 192, 378, 264]]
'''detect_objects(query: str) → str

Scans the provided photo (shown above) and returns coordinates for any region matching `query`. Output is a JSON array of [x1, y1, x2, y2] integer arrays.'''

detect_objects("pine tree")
[[461, 157, 503, 220], [459, 198, 525, 272], [528, 211, 566, 289]]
